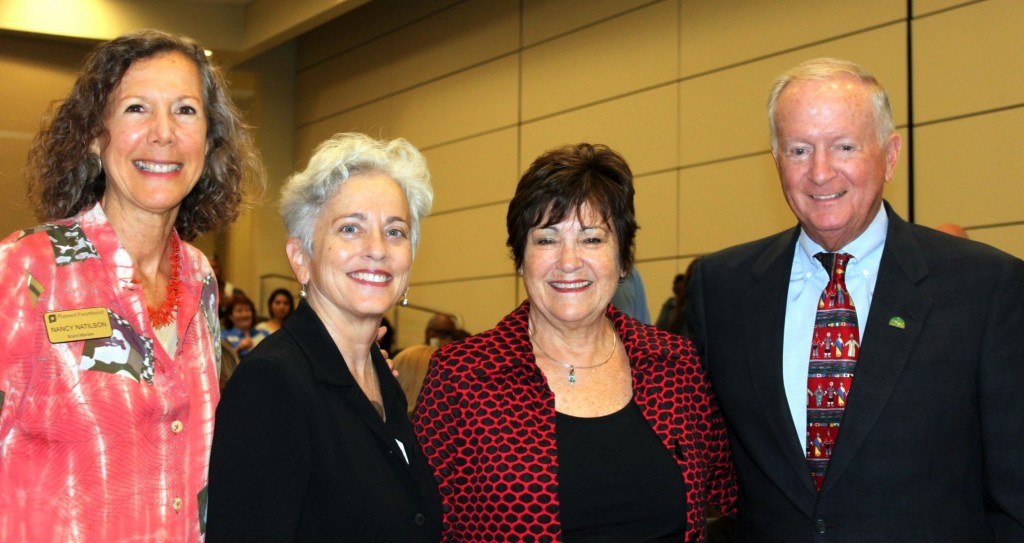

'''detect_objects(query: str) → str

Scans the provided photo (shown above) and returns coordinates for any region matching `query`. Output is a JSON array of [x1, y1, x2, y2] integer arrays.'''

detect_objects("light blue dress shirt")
[[783, 205, 888, 451], [611, 269, 651, 325]]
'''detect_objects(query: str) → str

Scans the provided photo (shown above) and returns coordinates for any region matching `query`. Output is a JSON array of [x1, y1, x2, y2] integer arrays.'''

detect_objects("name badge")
[[44, 307, 113, 343]]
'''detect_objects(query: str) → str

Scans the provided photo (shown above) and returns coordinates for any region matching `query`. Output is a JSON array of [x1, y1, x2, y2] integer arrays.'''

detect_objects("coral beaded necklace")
[[147, 233, 182, 328]]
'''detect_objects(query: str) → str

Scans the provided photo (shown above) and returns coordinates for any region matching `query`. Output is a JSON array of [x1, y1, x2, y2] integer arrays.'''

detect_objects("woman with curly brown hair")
[[0, 29, 263, 542]]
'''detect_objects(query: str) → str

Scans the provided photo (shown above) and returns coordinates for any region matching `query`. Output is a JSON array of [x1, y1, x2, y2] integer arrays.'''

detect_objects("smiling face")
[[523, 203, 622, 329], [773, 74, 901, 251], [230, 300, 254, 330], [92, 51, 208, 221], [286, 173, 412, 325]]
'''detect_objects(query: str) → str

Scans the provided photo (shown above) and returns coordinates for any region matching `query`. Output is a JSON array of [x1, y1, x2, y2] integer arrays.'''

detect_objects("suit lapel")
[[744, 229, 822, 502], [343, 347, 417, 469], [288, 302, 415, 470], [820, 206, 931, 494]]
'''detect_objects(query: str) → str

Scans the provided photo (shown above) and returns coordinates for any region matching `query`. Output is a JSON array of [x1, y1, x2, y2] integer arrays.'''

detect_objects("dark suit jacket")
[[206, 301, 441, 542], [686, 203, 1024, 542]]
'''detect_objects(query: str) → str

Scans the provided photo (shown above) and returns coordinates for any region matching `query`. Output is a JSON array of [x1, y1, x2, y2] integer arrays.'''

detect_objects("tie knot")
[[815, 252, 853, 281]]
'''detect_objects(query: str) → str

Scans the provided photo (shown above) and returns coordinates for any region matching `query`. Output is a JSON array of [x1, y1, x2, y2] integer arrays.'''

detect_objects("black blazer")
[[686, 203, 1024, 542], [206, 301, 441, 542]]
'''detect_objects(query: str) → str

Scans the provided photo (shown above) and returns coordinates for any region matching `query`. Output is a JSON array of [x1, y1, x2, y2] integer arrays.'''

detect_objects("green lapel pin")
[[888, 316, 906, 329]]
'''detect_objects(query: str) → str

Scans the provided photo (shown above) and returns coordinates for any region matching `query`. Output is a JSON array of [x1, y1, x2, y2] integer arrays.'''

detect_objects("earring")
[[399, 289, 409, 307], [300, 284, 307, 299]]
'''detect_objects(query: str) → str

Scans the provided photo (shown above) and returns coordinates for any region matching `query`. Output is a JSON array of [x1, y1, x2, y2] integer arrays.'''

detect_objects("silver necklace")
[[529, 320, 618, 385]]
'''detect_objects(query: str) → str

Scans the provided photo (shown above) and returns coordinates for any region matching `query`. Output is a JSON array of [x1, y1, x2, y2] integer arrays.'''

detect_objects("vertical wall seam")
[[906, 0, 916, 223]]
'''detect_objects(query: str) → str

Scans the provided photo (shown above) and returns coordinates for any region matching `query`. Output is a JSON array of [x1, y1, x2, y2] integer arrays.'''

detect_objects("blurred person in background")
[[221, 293, 269, 358], [255, 287, 295, 335], [424, 312, 456, 348]]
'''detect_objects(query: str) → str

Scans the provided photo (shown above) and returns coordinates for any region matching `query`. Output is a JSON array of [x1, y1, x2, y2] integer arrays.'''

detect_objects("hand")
[[237, 337, 255, 351], [376, 325, 398, 378]]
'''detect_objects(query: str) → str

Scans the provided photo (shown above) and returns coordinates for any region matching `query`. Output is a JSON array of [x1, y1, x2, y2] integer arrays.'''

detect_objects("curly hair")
[[506, 143, 637, 274], [25, 29, 264, 240]]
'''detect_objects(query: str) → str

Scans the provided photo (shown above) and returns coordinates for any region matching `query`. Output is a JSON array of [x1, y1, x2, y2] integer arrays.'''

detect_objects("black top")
[[555, 401, 687, 542], [207, 301, 441, 542]]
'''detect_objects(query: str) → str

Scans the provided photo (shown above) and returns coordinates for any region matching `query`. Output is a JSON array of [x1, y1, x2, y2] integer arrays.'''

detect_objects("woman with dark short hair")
[[256, 287, 296, 335], [415, 143, 737, 542]]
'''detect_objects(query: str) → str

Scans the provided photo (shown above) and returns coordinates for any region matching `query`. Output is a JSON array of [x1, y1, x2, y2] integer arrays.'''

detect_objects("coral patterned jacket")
[[414, 301, 737, 543], [0, 203, 220, 542]]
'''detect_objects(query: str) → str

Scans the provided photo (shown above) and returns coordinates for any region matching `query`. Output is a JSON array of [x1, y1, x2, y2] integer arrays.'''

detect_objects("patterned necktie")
[[806, 252, 859, 491]]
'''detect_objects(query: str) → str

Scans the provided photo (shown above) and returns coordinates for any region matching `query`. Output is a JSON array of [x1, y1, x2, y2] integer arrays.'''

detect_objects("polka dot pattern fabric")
[[413, 301, 737, 542]]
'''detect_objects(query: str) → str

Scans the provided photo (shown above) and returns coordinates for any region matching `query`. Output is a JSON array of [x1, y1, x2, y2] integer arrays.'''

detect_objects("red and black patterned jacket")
[[413, 301, 737, 542]]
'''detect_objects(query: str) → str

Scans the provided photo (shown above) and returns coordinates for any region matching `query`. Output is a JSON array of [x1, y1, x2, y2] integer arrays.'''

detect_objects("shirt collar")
[[796, 203, 888, 275]]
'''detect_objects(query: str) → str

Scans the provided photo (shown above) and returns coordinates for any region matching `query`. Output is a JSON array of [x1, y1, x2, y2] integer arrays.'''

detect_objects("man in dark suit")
[[686, 58, 1024, 542]]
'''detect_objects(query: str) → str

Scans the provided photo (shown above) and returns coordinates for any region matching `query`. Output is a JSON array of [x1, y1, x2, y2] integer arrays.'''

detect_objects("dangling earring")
[[300, 284, 307, 299], [399, 288, 409, 307]]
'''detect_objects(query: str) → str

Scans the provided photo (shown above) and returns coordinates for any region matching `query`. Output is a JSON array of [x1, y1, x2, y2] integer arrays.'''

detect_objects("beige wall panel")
[[297, 0, 520, 126], [0, 36, 87, 132], [522, 0, 655, 46], [912, 0, 1024, 123], [393, 276, 519, 349], [389, 307, 432, 352], [0, 137, 36, 238], [294, 98, 395, 165], [296, 40, 393, 125], [679, 0, 904, 77], [969, 225, 1024, 261], [912, 0, 976, 17], [0, 34, 89, 239], [679, 24, 907, 166], [297, 0, 461, 69], [386, 0, 520, 88], [413, 203, 511, 283], [913, 108, 1024, 228], [634, 171, 679, 260], [521, 0, 677, 121], [387, 56, 519, 149], [422, 128, 519, 213], [520, 84, 677, 176], [677, 154, 792, 255]]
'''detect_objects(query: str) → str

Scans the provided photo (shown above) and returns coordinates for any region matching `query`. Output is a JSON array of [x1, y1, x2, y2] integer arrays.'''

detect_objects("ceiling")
[[0, 0, 372, 66]]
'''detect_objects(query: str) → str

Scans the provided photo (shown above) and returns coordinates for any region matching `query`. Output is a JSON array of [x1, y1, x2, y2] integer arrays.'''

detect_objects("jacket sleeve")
[[698, 362, 739, 518], [0, 231, 50, 447], [979, 256, 1024, 539], [206, 356, 311, 541], [412, 351, 462, 542]]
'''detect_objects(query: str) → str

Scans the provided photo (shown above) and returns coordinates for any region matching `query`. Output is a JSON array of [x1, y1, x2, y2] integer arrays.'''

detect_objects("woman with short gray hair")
[[208, 133, 441, 542]]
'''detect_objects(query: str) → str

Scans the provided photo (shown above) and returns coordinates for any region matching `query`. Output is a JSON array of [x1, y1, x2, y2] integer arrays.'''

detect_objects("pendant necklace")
[[529, 320, 618, 385]]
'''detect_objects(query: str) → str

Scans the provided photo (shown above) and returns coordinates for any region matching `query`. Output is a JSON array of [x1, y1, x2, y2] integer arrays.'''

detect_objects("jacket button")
[[414, 513, 426, 526], [815, 518, 827, 534]]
